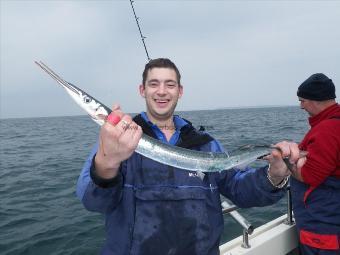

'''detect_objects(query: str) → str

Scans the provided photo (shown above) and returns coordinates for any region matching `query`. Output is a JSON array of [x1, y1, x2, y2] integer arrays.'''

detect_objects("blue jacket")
[[291, 177, 340, 234], [77, 113, 286, 255]]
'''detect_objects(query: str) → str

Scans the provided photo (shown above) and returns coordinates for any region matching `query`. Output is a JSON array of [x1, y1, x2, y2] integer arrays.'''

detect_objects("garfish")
[[35, 61, 292, 172]]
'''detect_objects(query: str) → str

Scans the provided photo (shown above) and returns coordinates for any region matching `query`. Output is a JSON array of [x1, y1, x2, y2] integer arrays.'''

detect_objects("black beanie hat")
[[297, 73, 336, 101]]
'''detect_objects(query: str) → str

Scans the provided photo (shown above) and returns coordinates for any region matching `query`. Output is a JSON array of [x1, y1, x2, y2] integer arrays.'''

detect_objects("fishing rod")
[[129, 0, 151, 61]]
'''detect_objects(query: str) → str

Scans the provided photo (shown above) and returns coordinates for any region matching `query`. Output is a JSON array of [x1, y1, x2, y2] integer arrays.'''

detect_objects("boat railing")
[[221, 185, 293, 249], [284, 186, 294, 226]]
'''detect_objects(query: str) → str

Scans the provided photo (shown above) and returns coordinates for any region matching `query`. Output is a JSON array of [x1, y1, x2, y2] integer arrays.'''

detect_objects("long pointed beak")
[[35, 61, 81, 96]]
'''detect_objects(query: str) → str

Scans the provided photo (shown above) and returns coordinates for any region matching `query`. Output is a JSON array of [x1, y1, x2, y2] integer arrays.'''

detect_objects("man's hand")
[[266, 141, 306, 185], [94, 104, 143, 179]]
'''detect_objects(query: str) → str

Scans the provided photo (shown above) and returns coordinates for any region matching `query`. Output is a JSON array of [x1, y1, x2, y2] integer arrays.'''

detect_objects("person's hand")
[[94, 104, 143, 179], [265, 141, 306, 185], [290, 155, 307, 182]]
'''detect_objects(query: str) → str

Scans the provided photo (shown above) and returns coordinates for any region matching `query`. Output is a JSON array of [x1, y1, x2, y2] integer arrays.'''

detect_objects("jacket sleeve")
[[208, 139, 286, 208], [76, 143, 124, 214], [300, 128, 339, 187], [217, 166, 286, 208]]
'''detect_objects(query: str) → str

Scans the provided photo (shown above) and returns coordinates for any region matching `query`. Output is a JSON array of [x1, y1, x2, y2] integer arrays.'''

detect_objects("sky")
[[1, 0, 340, 119]]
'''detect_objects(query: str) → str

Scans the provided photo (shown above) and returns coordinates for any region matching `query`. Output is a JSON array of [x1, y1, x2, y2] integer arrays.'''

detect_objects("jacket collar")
[[309, 103, 340, 127], [140, 112, 188, 131]]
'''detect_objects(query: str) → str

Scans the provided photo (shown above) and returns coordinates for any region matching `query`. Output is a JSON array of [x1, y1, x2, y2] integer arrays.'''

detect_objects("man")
[[77, 58, 301, 255], [292, 73, 340, 254]]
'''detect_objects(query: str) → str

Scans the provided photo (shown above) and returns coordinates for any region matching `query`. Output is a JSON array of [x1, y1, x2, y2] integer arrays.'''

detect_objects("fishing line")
[[129, 0, 151, 61]]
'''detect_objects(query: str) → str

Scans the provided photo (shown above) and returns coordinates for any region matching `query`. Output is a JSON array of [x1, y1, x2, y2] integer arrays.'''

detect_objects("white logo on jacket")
[[188, 171, 205, 180]]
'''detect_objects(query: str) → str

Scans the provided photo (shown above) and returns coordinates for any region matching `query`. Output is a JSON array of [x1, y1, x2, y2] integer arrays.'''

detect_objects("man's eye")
[[83, 96, 92, 103]]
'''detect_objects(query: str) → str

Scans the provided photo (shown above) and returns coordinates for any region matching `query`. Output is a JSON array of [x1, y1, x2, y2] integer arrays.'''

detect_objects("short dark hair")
[[142, 58, 181, 86]]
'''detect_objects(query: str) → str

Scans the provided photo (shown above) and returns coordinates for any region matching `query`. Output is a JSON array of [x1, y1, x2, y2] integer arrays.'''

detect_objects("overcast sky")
[[1, 0, 340, 119]]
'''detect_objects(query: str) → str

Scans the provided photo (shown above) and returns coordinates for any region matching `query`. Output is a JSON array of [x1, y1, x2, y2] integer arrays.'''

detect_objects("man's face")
[[299, 97, 318, 116], [139, 67, 183, 122]]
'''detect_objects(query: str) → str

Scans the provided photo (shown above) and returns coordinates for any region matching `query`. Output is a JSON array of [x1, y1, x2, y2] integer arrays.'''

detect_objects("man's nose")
[[157, 84, 167, 94]]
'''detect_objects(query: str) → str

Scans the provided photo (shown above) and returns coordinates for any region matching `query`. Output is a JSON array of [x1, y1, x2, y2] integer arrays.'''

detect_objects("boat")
[[219, 187, 300, 255]]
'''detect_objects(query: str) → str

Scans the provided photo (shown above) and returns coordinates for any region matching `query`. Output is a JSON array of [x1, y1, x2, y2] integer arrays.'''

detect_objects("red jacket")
[[299, 103, 340, 187]]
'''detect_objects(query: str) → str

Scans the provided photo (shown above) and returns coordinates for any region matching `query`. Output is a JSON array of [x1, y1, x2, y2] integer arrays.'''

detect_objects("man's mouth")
[[154, 99, 170, 107]]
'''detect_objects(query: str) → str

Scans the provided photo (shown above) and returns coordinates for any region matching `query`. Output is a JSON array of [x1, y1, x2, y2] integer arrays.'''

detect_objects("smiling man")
[[139, 63, 183, 141], [76, 58, 302, 255]]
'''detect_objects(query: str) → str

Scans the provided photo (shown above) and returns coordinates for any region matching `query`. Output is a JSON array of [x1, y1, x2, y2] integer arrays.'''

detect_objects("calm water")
[[0, 107, 309, 255]]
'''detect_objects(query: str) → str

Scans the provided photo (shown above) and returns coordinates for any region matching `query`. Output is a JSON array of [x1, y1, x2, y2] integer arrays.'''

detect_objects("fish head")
[[35, 61, 111, 126], [63, 82, 110, 125]]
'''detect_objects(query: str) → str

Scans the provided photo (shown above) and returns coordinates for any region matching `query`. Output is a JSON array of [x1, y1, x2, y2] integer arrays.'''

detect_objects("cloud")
[[1, 0, 339, 118]]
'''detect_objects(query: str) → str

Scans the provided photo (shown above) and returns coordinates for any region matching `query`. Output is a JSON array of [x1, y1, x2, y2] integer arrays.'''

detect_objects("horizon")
[[0, 104, 300, 120]]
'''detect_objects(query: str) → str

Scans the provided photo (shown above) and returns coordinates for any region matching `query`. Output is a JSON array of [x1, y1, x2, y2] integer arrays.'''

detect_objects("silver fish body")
[[36, 61, 272, 172]]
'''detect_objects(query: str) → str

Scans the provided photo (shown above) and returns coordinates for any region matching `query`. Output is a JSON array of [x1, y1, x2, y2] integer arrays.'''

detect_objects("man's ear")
[[179, 85, 183, 98], [139, 84, 145, 97]]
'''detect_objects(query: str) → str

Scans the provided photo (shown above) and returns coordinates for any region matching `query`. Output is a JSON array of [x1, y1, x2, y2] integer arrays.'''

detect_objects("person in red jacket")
[[291, 73, 340, 255]]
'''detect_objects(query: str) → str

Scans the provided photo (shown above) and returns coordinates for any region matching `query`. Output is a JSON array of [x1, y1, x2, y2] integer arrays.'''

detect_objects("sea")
[[0, 106, 309, 255]]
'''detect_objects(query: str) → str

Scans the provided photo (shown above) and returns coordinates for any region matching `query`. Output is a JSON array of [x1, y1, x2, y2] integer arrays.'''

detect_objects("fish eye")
[[83, 96, 92, 103]]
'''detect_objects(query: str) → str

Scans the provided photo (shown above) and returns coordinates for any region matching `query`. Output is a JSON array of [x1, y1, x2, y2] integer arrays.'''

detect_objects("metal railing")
[[284, 186, 294, 225], [221, 186, 293, 249]]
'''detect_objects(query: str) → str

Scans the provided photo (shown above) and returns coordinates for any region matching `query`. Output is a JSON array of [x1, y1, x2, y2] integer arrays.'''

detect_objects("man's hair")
[[142, 58, 181, 86]]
